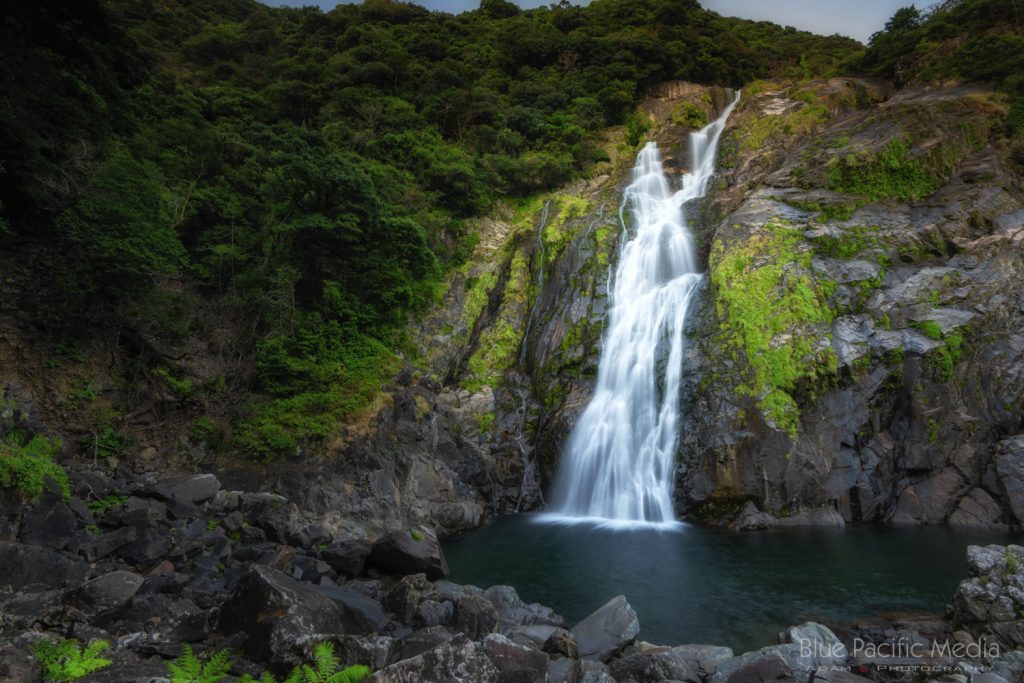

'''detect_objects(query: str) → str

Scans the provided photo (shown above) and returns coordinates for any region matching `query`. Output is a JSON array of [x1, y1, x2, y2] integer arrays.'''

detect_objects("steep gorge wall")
[[678, 79, 1024, 529]]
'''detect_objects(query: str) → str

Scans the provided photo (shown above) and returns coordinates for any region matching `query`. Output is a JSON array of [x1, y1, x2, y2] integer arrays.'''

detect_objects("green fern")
[[32, 638, 112, 681], [166, 645, 233, 683], [238, 675, 279, 683], [283, 643, 370, 683]]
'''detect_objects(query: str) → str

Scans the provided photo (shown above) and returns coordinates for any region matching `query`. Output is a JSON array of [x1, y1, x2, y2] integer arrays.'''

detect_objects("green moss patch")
[[827, 138, 942, 201], [710, 218, 837, 436]]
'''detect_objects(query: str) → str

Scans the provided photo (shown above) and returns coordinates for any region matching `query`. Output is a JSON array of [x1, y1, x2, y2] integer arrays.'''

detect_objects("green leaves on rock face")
[[709, 218, 837, 437], [0, 433, 69, 501], [826, 139, 942, 203]]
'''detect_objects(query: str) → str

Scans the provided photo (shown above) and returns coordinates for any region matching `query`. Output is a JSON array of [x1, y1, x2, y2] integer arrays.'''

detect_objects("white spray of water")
[[544, 93, 739, 528]]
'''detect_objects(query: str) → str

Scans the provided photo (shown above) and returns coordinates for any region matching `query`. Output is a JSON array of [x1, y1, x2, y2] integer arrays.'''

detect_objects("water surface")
[[444, 514, 1017, 652]]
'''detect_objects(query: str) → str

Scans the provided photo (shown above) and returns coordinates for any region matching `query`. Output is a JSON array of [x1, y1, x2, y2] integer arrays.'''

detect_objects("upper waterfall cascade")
[[546, 92, 740, 526]]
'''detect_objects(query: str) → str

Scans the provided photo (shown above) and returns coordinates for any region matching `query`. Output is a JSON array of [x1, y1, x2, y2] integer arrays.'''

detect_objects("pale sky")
[[260, 0, 914, 43]]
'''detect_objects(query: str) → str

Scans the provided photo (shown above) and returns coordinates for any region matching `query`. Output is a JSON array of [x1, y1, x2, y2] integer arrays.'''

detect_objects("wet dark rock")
[[18, 492, 78, 551], [0, 542, 90, 590], [150, 473, 220, 506], [995, 436, 1024, 525], [79, 526, 137, 563], [321, 538, 371, 578], [384, 573, 429, 626], [0, 641, 40, 683], [217, 565, 345, 664], [948, 488, 1008, 531], [369, 525, 449, 580], [483, 584, 567, 632], [369, 632, 546, 683], [570, 595, 640, 661], [454, 593, 498, 640], [312, 584, 388, 634], [71, 571, 144, 612], [608, 645, 702, 683], [480, 632, 549, 679], [390, 626, 455, 664], [952, 544, 1024, 649], [713, 650, 797, 683], [415, 598, 454, 628]]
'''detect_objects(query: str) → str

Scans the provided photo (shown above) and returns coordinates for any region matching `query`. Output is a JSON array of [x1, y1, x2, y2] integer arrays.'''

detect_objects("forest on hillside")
[[0, 0, 1019, 460]]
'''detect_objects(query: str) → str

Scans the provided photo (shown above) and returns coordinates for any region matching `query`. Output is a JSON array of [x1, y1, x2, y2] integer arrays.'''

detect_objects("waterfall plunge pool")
[[443, 514, 1018, 652]]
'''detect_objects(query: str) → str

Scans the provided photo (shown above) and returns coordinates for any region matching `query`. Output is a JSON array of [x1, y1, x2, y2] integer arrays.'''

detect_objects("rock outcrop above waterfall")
[[672, 79, 1024, 529]]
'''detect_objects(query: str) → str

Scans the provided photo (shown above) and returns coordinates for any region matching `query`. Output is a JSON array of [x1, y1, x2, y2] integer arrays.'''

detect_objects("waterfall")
[[545, 93, 739, 527]]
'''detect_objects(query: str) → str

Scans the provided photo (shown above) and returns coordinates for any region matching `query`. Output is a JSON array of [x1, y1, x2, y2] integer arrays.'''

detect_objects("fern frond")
[[167, 645, 203, 681], [312, 642, 339, 678], [202, 649, 233, 682], [334, 665, 371, 683]]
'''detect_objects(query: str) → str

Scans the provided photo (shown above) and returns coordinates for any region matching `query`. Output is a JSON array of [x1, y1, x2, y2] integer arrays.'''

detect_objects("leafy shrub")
[[32, 639, 111, 681], [0, 433, 69, 500]]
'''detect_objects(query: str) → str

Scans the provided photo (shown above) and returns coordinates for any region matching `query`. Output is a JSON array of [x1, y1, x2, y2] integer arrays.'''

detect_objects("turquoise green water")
[[443, 514, 1017, 652]]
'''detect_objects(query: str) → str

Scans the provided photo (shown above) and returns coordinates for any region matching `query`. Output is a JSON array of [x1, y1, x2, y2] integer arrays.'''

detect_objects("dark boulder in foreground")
[[369, 525, 449, 580], [952, 544, 1024, 649], [0, 541, 90, 591], [217, 565, 345, 664], [570, 595, 640, 661], [367, 633, 547, 683]]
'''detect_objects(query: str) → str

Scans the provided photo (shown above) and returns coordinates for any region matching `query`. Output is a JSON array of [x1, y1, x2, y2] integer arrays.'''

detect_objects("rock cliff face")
[[323, 76, 1024, 535], [677, 79, 1024, 528]]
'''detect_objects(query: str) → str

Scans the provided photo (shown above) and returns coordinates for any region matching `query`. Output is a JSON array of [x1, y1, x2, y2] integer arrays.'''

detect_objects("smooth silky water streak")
[[543, 92, 740, 528]]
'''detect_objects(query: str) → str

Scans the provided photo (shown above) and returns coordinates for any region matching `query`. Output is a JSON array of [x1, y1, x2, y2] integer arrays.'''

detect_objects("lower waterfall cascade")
[[546, 92, 740, 526]]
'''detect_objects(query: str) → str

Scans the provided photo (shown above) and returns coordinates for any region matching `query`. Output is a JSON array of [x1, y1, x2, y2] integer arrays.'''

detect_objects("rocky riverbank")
[[2, 463, 1023, 682]]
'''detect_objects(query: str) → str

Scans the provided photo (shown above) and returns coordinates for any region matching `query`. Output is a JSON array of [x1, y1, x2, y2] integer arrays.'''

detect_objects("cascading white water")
[[546, 93, 739, 527]]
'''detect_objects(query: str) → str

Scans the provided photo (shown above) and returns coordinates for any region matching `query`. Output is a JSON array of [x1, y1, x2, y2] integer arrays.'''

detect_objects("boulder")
[[570, 595, 640, 660], [321, 539, 372, 578], [667, 644, 735, 679], [454, 593, 498, 640], [330, 635, 395, 672], [151, 473, 221, 505], [0, 642, 41, 683], [72, 571, 144, 612], [217, 565, 345, 664], [390, 626, 456, 664], [95, 594, 209, 643], [18, 492, 78, 550], [952, 544, 1024, 649], [312, 584, 388, 634], [732, 502, 775, 530], [995, 436, 1024, 524], [608, 646, 702, 682], [415, 598, 454, 628], [949, 488, 1008, 530], [369, 526, 449, 580], [79, 526, 137, 562], [0, 541, 90, 590], [483, 584, 567, 632], [369, 634, 498, 682], [480, 633, 548, 679], [783, 622, 847, 668], [711, 648, 797, 683], [368, 633, 546, 683]]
